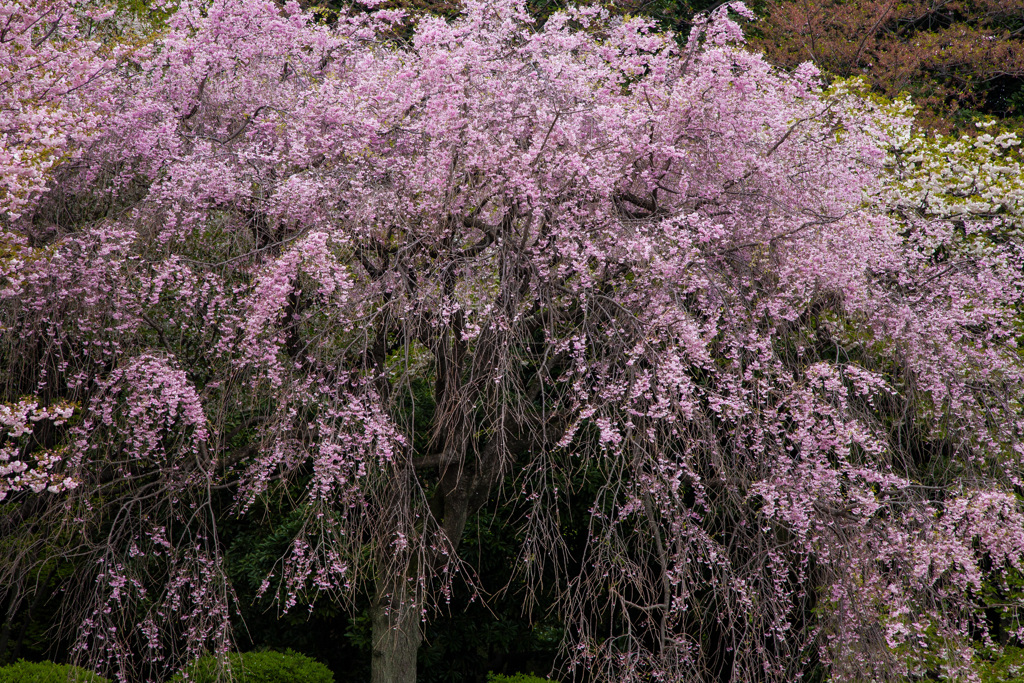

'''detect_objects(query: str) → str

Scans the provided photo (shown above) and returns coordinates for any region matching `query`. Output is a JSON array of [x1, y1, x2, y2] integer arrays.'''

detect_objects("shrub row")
[[0, 655, 555, 682]]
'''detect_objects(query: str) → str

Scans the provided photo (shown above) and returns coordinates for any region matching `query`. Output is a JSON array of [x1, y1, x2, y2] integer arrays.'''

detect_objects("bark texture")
[[371, 582, 423, 683]]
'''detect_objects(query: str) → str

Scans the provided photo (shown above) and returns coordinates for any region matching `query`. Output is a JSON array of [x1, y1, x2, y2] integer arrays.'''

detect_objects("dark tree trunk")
[[366, 298, 529, 683], [371, 579, 423, 683]]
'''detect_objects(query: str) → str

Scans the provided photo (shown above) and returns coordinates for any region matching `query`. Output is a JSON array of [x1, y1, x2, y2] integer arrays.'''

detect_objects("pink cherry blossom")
[[2, 1, 1023, 681]]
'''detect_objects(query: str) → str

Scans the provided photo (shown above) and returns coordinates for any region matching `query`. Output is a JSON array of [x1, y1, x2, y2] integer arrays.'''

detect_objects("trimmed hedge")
[[0, 660, 109, 683], [487, 674, 556, 683], [170, 650, 333, 683]]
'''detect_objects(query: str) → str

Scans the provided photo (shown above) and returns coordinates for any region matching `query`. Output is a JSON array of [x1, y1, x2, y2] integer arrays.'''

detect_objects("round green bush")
[[170, 649, 333, 683], [0, 660, 109, 683], [487, 674, 555, 683]]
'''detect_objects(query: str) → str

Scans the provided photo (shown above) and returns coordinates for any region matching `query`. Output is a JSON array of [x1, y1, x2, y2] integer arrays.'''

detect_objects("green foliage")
[[0, 661, 109, 683], [409, 496, 565, 683], [978, 646, 1024, 683], [114, 0, 175, 27], [222, 486, 369, 681], [169, 650, 333, 683], [487, 674, 556, 683]]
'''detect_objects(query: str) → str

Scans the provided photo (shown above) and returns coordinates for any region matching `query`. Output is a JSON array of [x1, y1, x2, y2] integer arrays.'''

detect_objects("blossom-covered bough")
[[2, 0, 1024, 681]]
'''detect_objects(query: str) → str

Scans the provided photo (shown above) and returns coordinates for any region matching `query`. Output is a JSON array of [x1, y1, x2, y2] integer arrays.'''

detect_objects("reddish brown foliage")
[[749, 0, 1024, 130]]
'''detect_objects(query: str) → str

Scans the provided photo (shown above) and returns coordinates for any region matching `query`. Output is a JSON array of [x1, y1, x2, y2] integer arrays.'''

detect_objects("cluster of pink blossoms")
[[1, 0, 1024, 681]]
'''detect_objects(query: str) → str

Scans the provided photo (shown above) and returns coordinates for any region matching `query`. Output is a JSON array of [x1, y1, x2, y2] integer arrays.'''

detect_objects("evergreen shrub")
[[486, 673, 556, 683], [0, 660, 109, 683], [170, 650, 333, 683]]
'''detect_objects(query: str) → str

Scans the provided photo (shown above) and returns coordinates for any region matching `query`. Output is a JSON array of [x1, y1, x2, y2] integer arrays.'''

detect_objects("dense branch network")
[[0, 1, 1023, 682]]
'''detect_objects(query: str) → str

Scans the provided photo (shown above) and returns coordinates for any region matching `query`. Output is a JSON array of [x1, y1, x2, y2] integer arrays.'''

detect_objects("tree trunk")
[[371, 581, 422, 683]]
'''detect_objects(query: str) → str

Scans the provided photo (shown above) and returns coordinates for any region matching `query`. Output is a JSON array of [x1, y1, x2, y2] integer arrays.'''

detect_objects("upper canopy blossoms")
[[0, 0, 122, 221], [2, 0, 1024, 681]]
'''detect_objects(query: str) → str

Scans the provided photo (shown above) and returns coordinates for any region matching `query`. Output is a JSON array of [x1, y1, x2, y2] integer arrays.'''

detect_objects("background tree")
[[748, 0, 1024, 130]]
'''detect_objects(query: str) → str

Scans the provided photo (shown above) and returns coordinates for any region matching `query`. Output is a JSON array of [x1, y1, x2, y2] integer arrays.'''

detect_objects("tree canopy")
[[2, 1, 1024, 682], [749, 0, 1024, 131]]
